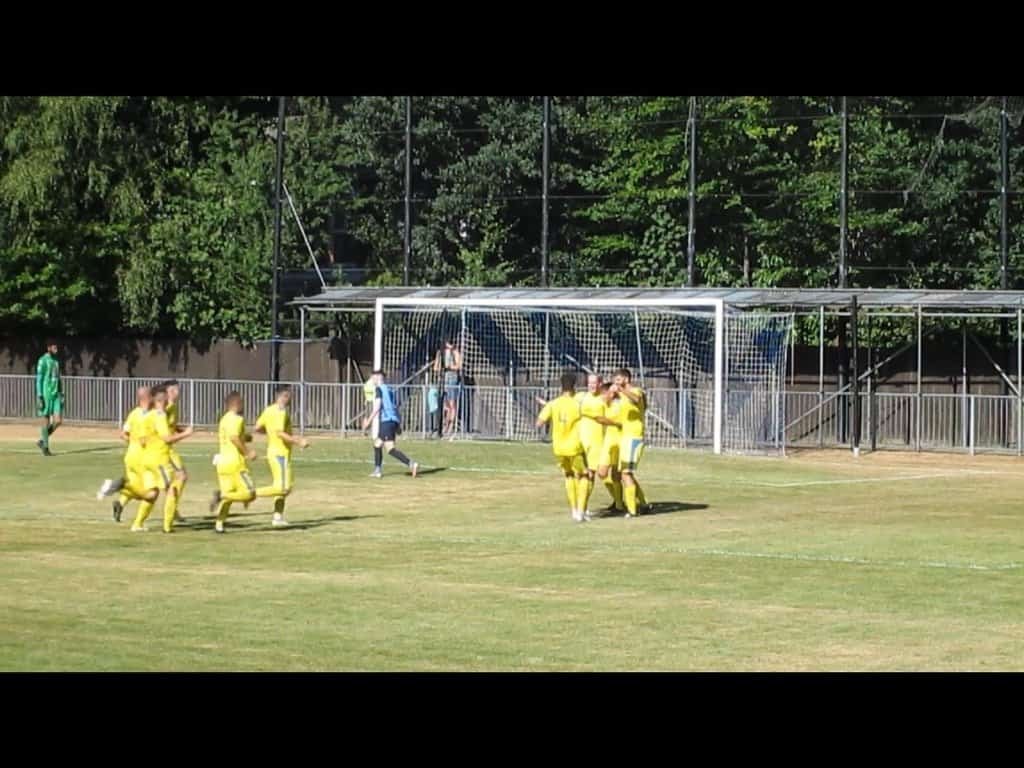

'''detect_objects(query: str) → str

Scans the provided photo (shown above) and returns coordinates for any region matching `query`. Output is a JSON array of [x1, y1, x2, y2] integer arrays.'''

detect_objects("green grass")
[[2, 424, 1024, 670]]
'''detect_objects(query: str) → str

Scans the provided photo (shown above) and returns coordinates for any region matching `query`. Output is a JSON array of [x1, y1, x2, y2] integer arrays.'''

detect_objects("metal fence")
[[2, 374, 1021, 455]]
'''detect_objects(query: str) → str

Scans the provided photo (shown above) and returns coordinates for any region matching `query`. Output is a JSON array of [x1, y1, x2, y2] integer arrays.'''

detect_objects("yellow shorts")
[[124, 459, 145, 491], [598, 437, 620, 470], [217, 468, 255, 497], [555, 454, 586, 476], [143, 462, 175, 491], [267, 454, 293, 493], [169, 448, 185, 472], [619, 437, 644, 473], [582, 441, 603, 472]]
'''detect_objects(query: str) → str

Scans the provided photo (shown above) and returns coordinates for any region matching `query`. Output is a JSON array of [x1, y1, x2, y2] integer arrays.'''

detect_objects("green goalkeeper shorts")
[[39, 394, 64, 417]]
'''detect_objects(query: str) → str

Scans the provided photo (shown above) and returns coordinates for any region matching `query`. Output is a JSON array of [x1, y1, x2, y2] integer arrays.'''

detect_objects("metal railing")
[[2, 374, 1021, 455]]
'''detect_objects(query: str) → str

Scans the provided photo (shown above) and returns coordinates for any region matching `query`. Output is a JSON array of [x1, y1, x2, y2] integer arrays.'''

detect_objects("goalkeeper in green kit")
[[35, 341, 64, 456]]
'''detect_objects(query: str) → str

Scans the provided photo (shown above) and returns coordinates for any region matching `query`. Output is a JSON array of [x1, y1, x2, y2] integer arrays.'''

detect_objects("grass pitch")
[[2, 423, 1023, 671]]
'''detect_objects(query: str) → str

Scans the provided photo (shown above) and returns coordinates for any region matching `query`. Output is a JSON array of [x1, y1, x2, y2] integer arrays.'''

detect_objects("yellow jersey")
[[538, 394, 583, 458], [619, 386, 646, 439], [166, 401, 179, 431], [143, 409, 173, 467], [603, 397, 623, 442], [122, 407, 149, 465], [217, 411, 247, 472], [256, 404, 292, 458], [576, 391, 605, 448]]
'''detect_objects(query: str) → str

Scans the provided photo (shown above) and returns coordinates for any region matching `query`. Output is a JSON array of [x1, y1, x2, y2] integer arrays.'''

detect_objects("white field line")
[[747, 470, 1001, 488]]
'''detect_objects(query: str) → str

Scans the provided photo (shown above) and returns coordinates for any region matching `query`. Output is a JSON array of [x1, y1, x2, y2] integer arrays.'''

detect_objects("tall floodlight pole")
[[687, 96, 698, 287], [1000, 97, 1010, 424], [541, 96, 550, 287], [404, 96, 413, 286], [839, 96, 849, 289], [271, 95, 286, 383], [837, 96, 850, 442]]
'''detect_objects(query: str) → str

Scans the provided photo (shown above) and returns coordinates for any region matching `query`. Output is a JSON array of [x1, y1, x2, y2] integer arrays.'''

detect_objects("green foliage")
[[1, 96, 1022, 343]]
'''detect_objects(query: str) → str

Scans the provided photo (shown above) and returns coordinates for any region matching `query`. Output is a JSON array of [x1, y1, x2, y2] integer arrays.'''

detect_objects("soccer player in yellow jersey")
[[97, 385, 158, 524], [587, 381, 627, 516], [536, 372, 589, 523], [209, 391, 257, 534], [162, 379, 192, 525], [612, 367, 649, 517], [254, 385, 310, 528], [575, 373, 605, 519], [133, 386, 194, 532]]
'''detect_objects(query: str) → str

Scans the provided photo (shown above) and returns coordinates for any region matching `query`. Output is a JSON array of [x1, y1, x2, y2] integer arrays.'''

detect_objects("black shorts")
[[379, 420, 400, 441]]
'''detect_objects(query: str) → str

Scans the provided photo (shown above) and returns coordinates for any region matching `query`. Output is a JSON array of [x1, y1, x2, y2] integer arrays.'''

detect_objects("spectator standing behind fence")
[[433, 339, 462, 439]]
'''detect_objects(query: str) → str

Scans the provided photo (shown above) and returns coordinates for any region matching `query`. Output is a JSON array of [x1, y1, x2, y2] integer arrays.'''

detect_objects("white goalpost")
[[372, 296, 792, 455]]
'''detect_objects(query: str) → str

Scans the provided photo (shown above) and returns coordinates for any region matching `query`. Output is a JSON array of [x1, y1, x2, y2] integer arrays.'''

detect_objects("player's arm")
[[35, 358, 46, 404], [162, 425, 194, 445], [451, 349, 462, 371], [535, 402, 553, 429], [278, 430, 310, 449], [586, 413, 621, 428], [230, 433, 256, 461], [362, 396, 382, 430], [619, 385, 645, 408]]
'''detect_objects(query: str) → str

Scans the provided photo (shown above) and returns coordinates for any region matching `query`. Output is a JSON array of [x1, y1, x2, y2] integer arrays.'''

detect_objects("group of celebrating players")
[[95, 382, 308, 534], [536, 368, 648, 522], [35, 340, 647, 531]]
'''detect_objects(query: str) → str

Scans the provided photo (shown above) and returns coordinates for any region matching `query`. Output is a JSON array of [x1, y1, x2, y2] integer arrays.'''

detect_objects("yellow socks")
[[576, 476, 593, 514], [623, 484, 638, 516], [564, 476, 578, 512], [132, 500, 154, 528], [162, 487, 179, 533], [604, 476, 624, 510]]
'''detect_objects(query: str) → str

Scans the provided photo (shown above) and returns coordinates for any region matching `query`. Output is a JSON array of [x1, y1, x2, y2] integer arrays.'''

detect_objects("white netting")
[[377, 304, 792, 453]]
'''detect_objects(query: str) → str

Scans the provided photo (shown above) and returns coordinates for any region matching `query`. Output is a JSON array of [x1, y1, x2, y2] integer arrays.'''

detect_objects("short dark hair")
[[274, 384, 291, 396], [224, 390, 242, 407], [160, 379, 179, 388], [599, 381, 613, 392], [560, 372, 577, 391], [615, 367, 632, 381], [151, 385, 167, 397]]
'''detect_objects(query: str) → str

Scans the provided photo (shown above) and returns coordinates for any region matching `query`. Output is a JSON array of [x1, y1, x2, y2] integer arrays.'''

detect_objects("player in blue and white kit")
[[362, 369, 420, 479]]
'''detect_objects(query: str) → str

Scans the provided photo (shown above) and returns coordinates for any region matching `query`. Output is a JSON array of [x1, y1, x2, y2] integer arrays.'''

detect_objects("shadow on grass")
[[52, 446, 120, 456], [643, 501, 708, 516], [182, 514, 381, 533], [412, 466, 448, 476]]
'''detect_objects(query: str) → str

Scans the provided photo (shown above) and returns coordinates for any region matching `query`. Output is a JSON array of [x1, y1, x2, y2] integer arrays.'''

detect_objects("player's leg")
[[161, 465, 185, 533], [558, 456, 579, 520], [371, 436, 384, 478], [574, 454, 592, 522], [256, 456, 284, 498], [37, 397, 53, 455], [169, 451, 187, 522], [620, 439, 645, 517], [131, 470, 162, 531], [382, 422, 419, 476], [578, 446, 598, 519]]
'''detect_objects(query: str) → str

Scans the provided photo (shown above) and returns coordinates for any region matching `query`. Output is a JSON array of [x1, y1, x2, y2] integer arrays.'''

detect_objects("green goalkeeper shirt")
[[36, 353, 62, 399]]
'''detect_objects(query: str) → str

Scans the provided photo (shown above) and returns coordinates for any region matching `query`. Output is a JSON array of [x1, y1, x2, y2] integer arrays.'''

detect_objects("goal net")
[[372, 298, 792, 454]]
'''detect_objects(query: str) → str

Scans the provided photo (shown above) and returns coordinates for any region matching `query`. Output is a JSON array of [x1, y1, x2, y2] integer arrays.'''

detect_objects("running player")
[[536, 372, 588, 522], [362, 370, 420, 478], [253, 385, 310, 527], [35, 341, 63, 456], [210, 391, 257, 534], [134, 386, 193, 533], [612, 368, 649, 517], [97, 385, 157, 524]]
